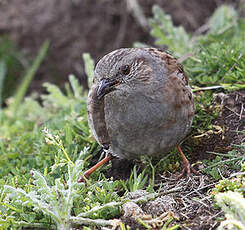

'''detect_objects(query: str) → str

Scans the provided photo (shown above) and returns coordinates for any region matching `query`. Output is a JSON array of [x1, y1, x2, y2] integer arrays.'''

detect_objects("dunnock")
[[80, 48, 197, 181]]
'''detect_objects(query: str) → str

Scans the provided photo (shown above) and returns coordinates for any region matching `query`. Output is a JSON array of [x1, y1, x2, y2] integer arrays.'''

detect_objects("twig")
[[228, 53, 243, 72], [183, 182, 218, 198], [192, 197, 211, 209], [192, 85, 225, 92], [225, 106, 245, 118], [207, 210, 224, 221], [70, 216, 114, 227], [158, 187, 183, 197], [13, 221, 55, 229], [229, 171, 245, 178], [207, 151, 237, 157], [180, 196, 212, 212], [218, 167, 225, 180], [203, 157, 244, 172], [77, 201, 123, 218], [239, 103, 244, 120], [177, 53, 193, 63]]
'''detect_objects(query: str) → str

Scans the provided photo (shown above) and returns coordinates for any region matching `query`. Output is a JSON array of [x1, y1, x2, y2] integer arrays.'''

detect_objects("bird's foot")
[[176, 160, 199, 179], [176, 145, 199, 179]]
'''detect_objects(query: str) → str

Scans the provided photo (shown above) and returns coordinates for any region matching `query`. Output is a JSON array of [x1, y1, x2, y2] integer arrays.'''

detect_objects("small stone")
[[143, 196, 176, 216], [123, 201, 144, 217]]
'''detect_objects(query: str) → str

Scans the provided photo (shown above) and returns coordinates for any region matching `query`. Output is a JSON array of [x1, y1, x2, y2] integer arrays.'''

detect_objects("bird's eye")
[[120, 65, 130, 75]]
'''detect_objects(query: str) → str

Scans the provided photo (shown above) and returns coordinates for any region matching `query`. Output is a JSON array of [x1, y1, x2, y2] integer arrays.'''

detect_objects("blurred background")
[[0, 0, 242, 99]]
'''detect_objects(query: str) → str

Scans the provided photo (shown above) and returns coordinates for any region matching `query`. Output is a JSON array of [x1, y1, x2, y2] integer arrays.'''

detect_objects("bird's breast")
[[103, 79, 194, 158]]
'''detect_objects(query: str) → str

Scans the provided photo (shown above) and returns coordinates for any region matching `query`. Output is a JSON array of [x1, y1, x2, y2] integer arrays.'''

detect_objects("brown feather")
[[87, 83, 110, 147]]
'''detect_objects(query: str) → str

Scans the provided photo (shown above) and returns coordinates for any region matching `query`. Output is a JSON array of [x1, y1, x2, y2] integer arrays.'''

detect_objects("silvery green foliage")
[[82, 53, 95, 89], [0, 61, 6, 107], [148, 5, 240, 58], [69, 74, 83, 99], [208, 5, 238, 34], [216, 191, 245, 230], [149, 5, 192, 57], [41, 82, 70, 109], [4, 156, 84, 230], [2, 147, 118, 229]]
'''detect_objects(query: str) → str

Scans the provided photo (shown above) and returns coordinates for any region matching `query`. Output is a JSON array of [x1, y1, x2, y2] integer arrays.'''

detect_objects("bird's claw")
[[176, 161, 199, 179]]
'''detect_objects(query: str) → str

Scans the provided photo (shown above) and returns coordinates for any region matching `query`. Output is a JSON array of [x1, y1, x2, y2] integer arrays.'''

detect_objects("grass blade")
[[82, 53, 94, 89], [11, 40, 49, 113], [0, 60, 6, 108]]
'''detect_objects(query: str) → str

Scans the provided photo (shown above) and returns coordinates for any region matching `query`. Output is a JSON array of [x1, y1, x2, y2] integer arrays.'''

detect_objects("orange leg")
[[176, 145, 199, 178], [78, 154, 112, 183]]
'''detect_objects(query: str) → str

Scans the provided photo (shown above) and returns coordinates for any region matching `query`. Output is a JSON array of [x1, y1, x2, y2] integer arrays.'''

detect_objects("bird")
[[79, 48, 197, 182]]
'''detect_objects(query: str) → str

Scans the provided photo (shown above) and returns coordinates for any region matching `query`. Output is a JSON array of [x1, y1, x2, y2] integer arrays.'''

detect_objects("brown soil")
[[120, 176, 219, 230], [191, 90, 245, 163]]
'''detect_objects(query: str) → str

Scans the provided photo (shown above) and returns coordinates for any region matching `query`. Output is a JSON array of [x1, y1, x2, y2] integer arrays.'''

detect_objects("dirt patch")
[[214, 90, 245, 144], [189, 90, 245, 163], [120, 175, 219, 230]]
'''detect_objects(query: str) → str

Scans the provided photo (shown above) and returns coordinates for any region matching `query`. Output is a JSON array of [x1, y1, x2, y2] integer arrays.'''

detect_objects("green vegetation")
[[150, 5, 245, 90], [122, 166, 148, 192], [0, 4, 244, 229], [202, 148, 245, 180], [0, 38, 25, 103]]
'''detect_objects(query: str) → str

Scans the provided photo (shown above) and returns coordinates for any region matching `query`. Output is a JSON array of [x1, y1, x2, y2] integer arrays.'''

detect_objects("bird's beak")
[[97, 79, 119, 99]]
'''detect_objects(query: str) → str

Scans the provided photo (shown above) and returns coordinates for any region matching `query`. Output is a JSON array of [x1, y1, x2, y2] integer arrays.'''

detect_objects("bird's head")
[[94, 48, 166, 99]]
